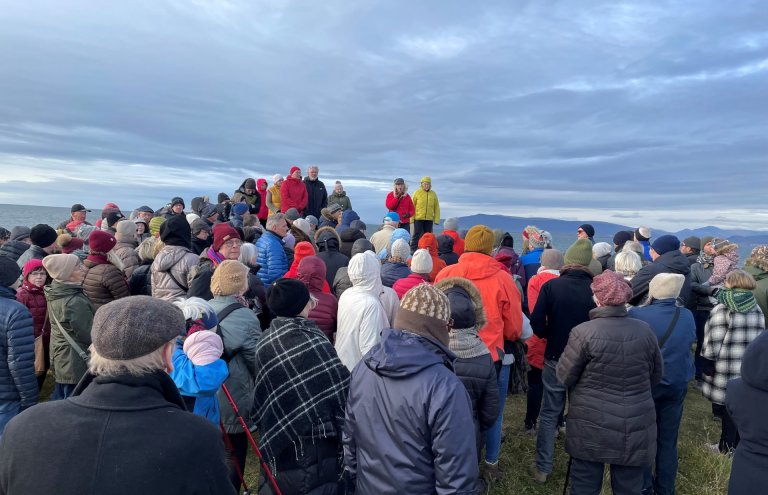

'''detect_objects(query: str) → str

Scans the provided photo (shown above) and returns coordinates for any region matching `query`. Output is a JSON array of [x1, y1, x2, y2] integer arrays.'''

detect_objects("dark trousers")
[[712, 403, 740, 452], [644, 382, 687, 495], [411, 220, 433, 252], [570, 458, 644, 495], [694, 310, 710, 379], [225, 432, 249, 491], [525, 368, 564, 429]]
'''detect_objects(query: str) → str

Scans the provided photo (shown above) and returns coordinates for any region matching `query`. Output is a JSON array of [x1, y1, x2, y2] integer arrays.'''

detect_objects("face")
[[395, 183, 404, 195], [245, 186, 256, 194], [72, 211, 86, 222], [650, 248, 660, 261], [138, 212, 153, 222], [292, 169, 302, 179], [259, 182, 267, 191], [271, 219, 290, 237], [43, 242, 58, 255], [172, 204, 184, 214], [680, 244, 692, 254], [68, 263, 88, 284], [218, 238, 242, 260], [195, 230, 209, 241], [421, 181, 431, 191], [704, 243, 716, 255], [308, 168, 318, 180], [275, 178, 283, 187], [136, 223, 146, 235], [27, 268, 47, 288], [334, 183, 343, 194], [577, 228, 588, 239]]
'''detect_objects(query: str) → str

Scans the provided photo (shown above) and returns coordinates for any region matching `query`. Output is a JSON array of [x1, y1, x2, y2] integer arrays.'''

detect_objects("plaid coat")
[[701, 304, 765, 404]]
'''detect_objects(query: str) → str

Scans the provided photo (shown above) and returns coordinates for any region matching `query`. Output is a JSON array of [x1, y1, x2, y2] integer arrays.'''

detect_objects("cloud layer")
[[0, 0, 766, 230]]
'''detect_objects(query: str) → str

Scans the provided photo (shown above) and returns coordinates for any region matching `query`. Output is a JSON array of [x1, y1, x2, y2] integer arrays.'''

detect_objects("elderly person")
[[557, 270, 662, 494], [253, 279, 350, 494], [614, 250, 643, 281], [0, 296, 234, 494], [303, 165, 328, 219], [256, 214, 290, 285], [369, 212, 399, 255], [188, 223, 243, 300]]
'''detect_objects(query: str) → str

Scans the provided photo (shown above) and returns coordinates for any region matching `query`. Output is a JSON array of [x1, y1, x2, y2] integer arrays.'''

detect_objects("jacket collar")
[[589, 305, 628, 319], [70, 370, 187, 411], [0, 285, 17, 300]]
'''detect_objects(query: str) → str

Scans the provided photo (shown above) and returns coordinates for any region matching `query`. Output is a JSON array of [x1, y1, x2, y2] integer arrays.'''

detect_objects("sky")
[[0, 0, 766, 231]]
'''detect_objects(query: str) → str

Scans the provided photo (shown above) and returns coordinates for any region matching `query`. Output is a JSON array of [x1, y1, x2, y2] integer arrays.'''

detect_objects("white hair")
[[173, 297, 215, 322], [88, 341, 172, 377], [266, 213, 286, 230], [615, 251, 642, 278], [239, 242, 259, 268], [308, 165, 319, 173]]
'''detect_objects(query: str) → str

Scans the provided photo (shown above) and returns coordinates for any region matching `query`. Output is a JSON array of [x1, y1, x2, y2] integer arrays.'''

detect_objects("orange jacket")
[[408, 233, 446, 282], [435, 252, 522, 361]]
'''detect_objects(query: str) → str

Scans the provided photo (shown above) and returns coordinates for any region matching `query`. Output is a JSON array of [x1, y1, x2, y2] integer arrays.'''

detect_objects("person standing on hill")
[[255, 178, 269, 227], [303, 165, 328, 219], [629, 235, 692, 307], [231, 178, 261, 215], [442, 217, 465, 256], [280, 166, 308, 216], [411, 177, 440, 252], [328, 180, 352, 212], [58, 204, 92, 234], [266, 174, 283, 215], [16, 225, 58, 270], [385, 178, 415, 230]]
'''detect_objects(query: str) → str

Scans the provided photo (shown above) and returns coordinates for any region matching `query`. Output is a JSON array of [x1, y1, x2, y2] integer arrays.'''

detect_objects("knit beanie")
[[613, 230, 633, 247], [183, 330, 224, 366], [410, 249, 433, 275], [284, 208, 300, 221], [42, 254, 81, 282], [289, 166, 301, 176], [578, 224, 595, 238], [22, 258, 45, 281], [649, 273, 685, 300], [711, 238, 738, 255], [210, 260, 249, 296], [283, 233, 296, 249], [115, 220, 137, 243], [420, 176, 432, 184], [30, 224, 57, 248], [394, 177, 405, 185], [635, 226, 652, 242], [10, 226, 31, 242], [217, 192, 230, 203], [293, 218, 312, 238], [159, 215, 191, 249], [191, 219, 211, 236], [592, 242, 612, 258], [231, 203, 248, 217], [540, 249, 564, 270], [701, 236, 715, 250], [89, 229, 117, 254], [327, 203, 342, 215], [305, 215, 318, 227], [92, 296, 184, 360], [171, 197, 185, 208], [186, 213, 200, 225], [682, 236, 701, 251], [464, 225, 494, 255], [394, 284, 452, 347], [149, 217, 166, 236], [526, 226, 546, 249], [350, 220, 366, 232], [272, 174, 283, 184], [244, 178, 256, 189], [390, 238, 411, 261], [0, 256, 21, 287], [564, 239, 593, 266], [443, 218, 459, 231], [57, 233, 84, 255], [651, 235, 680, 255], [591, 270, 633, 306], [267, 278, 310, 317], [212, 223, 241, 252]]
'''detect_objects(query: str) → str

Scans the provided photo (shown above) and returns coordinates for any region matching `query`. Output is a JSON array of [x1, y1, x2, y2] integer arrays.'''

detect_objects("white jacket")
[[335, 251, 390, 371]]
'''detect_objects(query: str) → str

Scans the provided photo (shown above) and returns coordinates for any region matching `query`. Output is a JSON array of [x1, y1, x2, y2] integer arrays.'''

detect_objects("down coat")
[[525, 270, 559, 370], [437, 235, 459, 266], [296, 256, 338, 341], [392, 273, 429, 299], [151, 246, 198, 301], [556, 305, 663, 466], [343, 328, 478, 495], [315, 227, 349, 288], [82, 256, 130, 310], [0, 286, 38, 407], [45, 281, 94, 385], [380, 261, 411, 288], [279, 175, 308, 215], [15, 281, 50, 340], [255, 230, 289, 285], [113, 241, 140, 278], [0, 241, 30, 262]]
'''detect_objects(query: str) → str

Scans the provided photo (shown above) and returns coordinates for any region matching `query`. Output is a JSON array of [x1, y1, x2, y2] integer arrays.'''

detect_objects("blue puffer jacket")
[[628, 299, 696, 387], [336, 210, 360, 234], [380, 261, 411, 288], [343, 328, 478, 495], [170, 342, 229, 424], [0, 286, 38, 407], [256, 231, 289, 285]]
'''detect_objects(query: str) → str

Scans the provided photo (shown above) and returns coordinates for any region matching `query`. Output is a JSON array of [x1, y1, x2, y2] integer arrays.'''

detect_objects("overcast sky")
[[0, 1, 766, 230]]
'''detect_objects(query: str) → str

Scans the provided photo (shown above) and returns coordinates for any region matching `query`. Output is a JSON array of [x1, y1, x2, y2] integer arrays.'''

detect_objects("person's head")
[[70, 203, 90, 222], [289, 166, 301, 179], [701, 236, 716, 256], [115, 220, 137, 244], [136, 237, 157, 262], [393, 284, 452, 346], [650, 235, 680, 261], [435, 277, 486, 333], [410, 249, 433, 276], [267, 213, 289, 238], [464, 225, 494, 256], [591, 270, 633, 307], [564, 238, 593, 266], [648, 273, 685, 302], [89, 229, 117, 256], [725, 269, 757, 290], [30, 224, 58, 253], [238, 242, 258, 269], [135, 219, 148, 236], [88, 296, 184, 377], [135, 205, 154, 223], [350, 220, 367, 234], [10, 226, 31, 244], [191, 219, 211, 241], [149, 217, 166, 238], [267, 278, 313, 318], [745, 245, 768, 272], [0, 256, 22, 290], [540, 249, 564, 271], [212, 223, 242, 259], [292, 218, 312, 239], [210, 260, 249, 297], [680, 236, 701, 255], [613, 230, 633, 250], [634, 226, 651, 243], [334, 181, 343, 194], [443, 217, 459, 232], [577, 224, 595, 240], [614, 251, 642, 278], [393, 177, 406, 195], [326, 203, 343, 221], [272, 174, 284, 187], [307, 166, 319, 181], [351, 238, 374, 257], [420, 176, 432, 191], [170, 197, 185, 215], [284, 208, 300, 224], [43, 254, 87, 284], [389, 238, 411, 263], [243, 178, 256, 195], [159, 215, 191, 250], [305, 215, 318, 232], [383, 212, 399, 227], [525, 226, 546, 251], [592, 242, 612, 260], [22, 259, 48, 288], [56, 233, 85, 255], [711, 238, 739, 256]]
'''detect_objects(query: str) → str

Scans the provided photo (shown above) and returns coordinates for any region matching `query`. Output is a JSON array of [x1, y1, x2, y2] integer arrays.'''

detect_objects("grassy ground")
[[40, 376, 730, 494]]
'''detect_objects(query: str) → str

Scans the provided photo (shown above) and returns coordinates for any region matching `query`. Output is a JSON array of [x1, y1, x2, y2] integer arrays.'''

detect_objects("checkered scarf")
[[253, 316, 350, 463]]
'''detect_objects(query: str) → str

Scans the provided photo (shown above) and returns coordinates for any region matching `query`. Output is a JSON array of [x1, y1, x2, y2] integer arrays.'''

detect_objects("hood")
[[44, 279, 85, 299], [340, 228, 365, 243], [738, 332, 768, 392], [433, 276, 487, 330], [437, 234, 454, 255], [656, 250, 692, 275], [159, 215, 191, 249], [256, 178, 268, 191], [351, 238, 374, 257], [364, 328, 452, 378], [418, 233, 438, 257], [290, 242, 316, 271], [296, 256, 327, 292], [348, 251, 381, 292], [339, 209, 360, 228], [154, 245, 193, 271], [315, 226, 340, 252], [745, 263, 768, 281], [451, 252, 506, 280], [494, 246, 520, 269]]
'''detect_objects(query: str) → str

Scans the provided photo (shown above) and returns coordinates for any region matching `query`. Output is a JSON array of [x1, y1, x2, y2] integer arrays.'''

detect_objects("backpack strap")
[[215, 303, 246, 362], [658, 307, 681, 349]]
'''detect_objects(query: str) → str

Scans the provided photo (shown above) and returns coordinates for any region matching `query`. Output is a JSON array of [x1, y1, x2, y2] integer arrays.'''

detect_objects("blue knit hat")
[[651, 235, 680, 255]]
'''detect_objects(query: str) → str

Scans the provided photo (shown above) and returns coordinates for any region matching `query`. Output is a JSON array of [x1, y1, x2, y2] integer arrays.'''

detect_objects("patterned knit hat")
[[564, 238, 593, 266], [390, 238, 411, 262], [210, 260, 249, 296], [525, 226, 546, 249], [711, 238, 738, 255], [746, 245, 768, 272], [394, 284, 452, 346], [410, 249, 433, 275], [149, 217, 166, 236], [464, 225, 494, 255], [591, 270, 633, 306]]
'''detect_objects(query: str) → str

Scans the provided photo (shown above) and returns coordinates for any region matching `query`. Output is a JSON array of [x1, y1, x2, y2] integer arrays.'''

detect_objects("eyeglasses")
[[222, 239, 243, 248]]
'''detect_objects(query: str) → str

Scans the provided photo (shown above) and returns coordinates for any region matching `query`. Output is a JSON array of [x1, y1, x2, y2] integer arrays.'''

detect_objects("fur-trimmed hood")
[[745, 246, 768, 273], [433, 276, 487, 331]]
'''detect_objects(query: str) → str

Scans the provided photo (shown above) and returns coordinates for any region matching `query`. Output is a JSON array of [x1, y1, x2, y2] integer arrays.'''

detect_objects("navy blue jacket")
[[256, 231, 289, 285], [629, 299, 696, 387], [630, 250, 692, 308], [343, 328, 478, 494], [520, 248, 544, 283], [335, 210, 360, 234], [0, 286, 38, 407], [380, 261, 411, 288]]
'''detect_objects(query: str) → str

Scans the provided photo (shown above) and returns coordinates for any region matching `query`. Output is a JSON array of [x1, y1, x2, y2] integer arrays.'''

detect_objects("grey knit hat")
[[10, 226, 31, 242], [91, 296, 184, 360]]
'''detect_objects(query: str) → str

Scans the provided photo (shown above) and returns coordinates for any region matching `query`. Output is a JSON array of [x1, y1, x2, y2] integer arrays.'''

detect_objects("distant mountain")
[[455, 214, 641, 236], [675, 226, 768, 239]]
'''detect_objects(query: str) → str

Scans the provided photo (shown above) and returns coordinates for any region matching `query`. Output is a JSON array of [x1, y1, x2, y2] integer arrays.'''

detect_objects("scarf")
[[717, 288, 757, 313], [206, 247, 225, 267], [253, 317, 350, 465], [448, 326, 489, 359], [696, 252, 714, 268]]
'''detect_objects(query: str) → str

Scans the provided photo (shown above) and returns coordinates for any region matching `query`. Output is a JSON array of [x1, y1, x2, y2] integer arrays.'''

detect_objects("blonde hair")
[[88, 340, 172, 377], [725, 269, 757, 290]]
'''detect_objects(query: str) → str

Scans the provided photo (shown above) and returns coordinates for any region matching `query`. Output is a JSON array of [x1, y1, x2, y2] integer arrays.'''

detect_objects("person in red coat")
[[15, 259, 51, 391], [284, 242, 331, 294], [442, 218, 465, 256], [256, 178, 269, 227], [280, 166, 308, 216], [296, 256, 338, 342], [393, 249, 432, 299], [385, 178, 415, 230], [407, 233, 445, 283]]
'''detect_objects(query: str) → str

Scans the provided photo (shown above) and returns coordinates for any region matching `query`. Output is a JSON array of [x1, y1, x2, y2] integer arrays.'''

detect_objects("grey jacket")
[[151, 245, 199, 301]]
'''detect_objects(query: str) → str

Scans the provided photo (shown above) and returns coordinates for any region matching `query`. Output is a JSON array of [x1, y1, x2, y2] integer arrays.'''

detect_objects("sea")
[[1, 203, 759, 263]]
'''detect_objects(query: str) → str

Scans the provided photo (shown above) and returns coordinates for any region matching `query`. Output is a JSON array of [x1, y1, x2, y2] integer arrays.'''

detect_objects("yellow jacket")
[[267, 184, 281, 214], [412, 188, 440, 224]]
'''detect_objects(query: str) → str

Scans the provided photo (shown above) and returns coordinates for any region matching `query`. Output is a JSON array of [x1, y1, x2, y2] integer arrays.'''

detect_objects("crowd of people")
[[0, 166, 766, 494]]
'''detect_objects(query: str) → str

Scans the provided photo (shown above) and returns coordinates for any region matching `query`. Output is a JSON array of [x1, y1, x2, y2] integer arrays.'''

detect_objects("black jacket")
[[630, 250, 692, 307], [0, 241, 30, 262], [530, 267, 596, 361], [316, 227, 349, 288], [690, 261, 715, 312], [437, 235, 460, 266], [339, 228, 365, 259], [454, 353, 499, 459], [129, 261, 153, 296], [303, 178, 328, 219], [0, 371, 234, 495]]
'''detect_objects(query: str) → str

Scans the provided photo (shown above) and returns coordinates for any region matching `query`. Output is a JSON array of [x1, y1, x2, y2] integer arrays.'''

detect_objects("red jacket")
[[280, 176, 308, 215], [16, 281, 50, 339], [525, 270, 559, 369], [392, 273, 430, 299], [435, 252, 523, 361], [296, 256, 338, 341], [256, 179, 269, 220], [442, 230, 465, 256], [385, 192, 415, 224]]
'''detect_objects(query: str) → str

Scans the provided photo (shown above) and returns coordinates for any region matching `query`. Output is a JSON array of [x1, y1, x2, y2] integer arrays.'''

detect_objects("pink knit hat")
[[183, 330, 224, 366], [591, 270, 633, 306]]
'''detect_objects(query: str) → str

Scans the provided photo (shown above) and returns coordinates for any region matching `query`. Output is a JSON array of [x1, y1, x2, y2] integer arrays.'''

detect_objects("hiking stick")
[[220, 420, 251, 495]]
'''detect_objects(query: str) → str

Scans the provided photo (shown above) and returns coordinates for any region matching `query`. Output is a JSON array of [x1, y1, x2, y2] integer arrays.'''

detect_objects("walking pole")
[[221, 383, 283, 495], [562, 455, 572, 495], [220, 421, 251, 495]]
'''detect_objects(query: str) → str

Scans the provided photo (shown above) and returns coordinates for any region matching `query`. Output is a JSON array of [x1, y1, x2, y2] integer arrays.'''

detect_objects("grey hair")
[[266, 213, 286, 230], [88, 340, 173, 377], [308, 165, 319, 173], [615, 251, 642, 278], [239, 242, 259, 268], [173, 297, 215, 322]]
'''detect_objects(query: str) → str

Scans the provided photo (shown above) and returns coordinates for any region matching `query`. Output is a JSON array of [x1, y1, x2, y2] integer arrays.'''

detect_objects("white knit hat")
[[648, 273, 685, 300], [272, 174, 283, 183], [115, 220, 137, 243], [592, 242, 612, 258], [410, 248, 433, 274], [390, 238, 411, 261]]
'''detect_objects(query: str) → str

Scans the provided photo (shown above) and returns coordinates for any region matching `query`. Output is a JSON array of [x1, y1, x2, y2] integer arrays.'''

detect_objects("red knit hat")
[[88, 230, 117, 254], [212, 223, 241, 252], [22, 258, 45, 280], [289, 166, 301, 176], [591, 270, 633, 306]]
